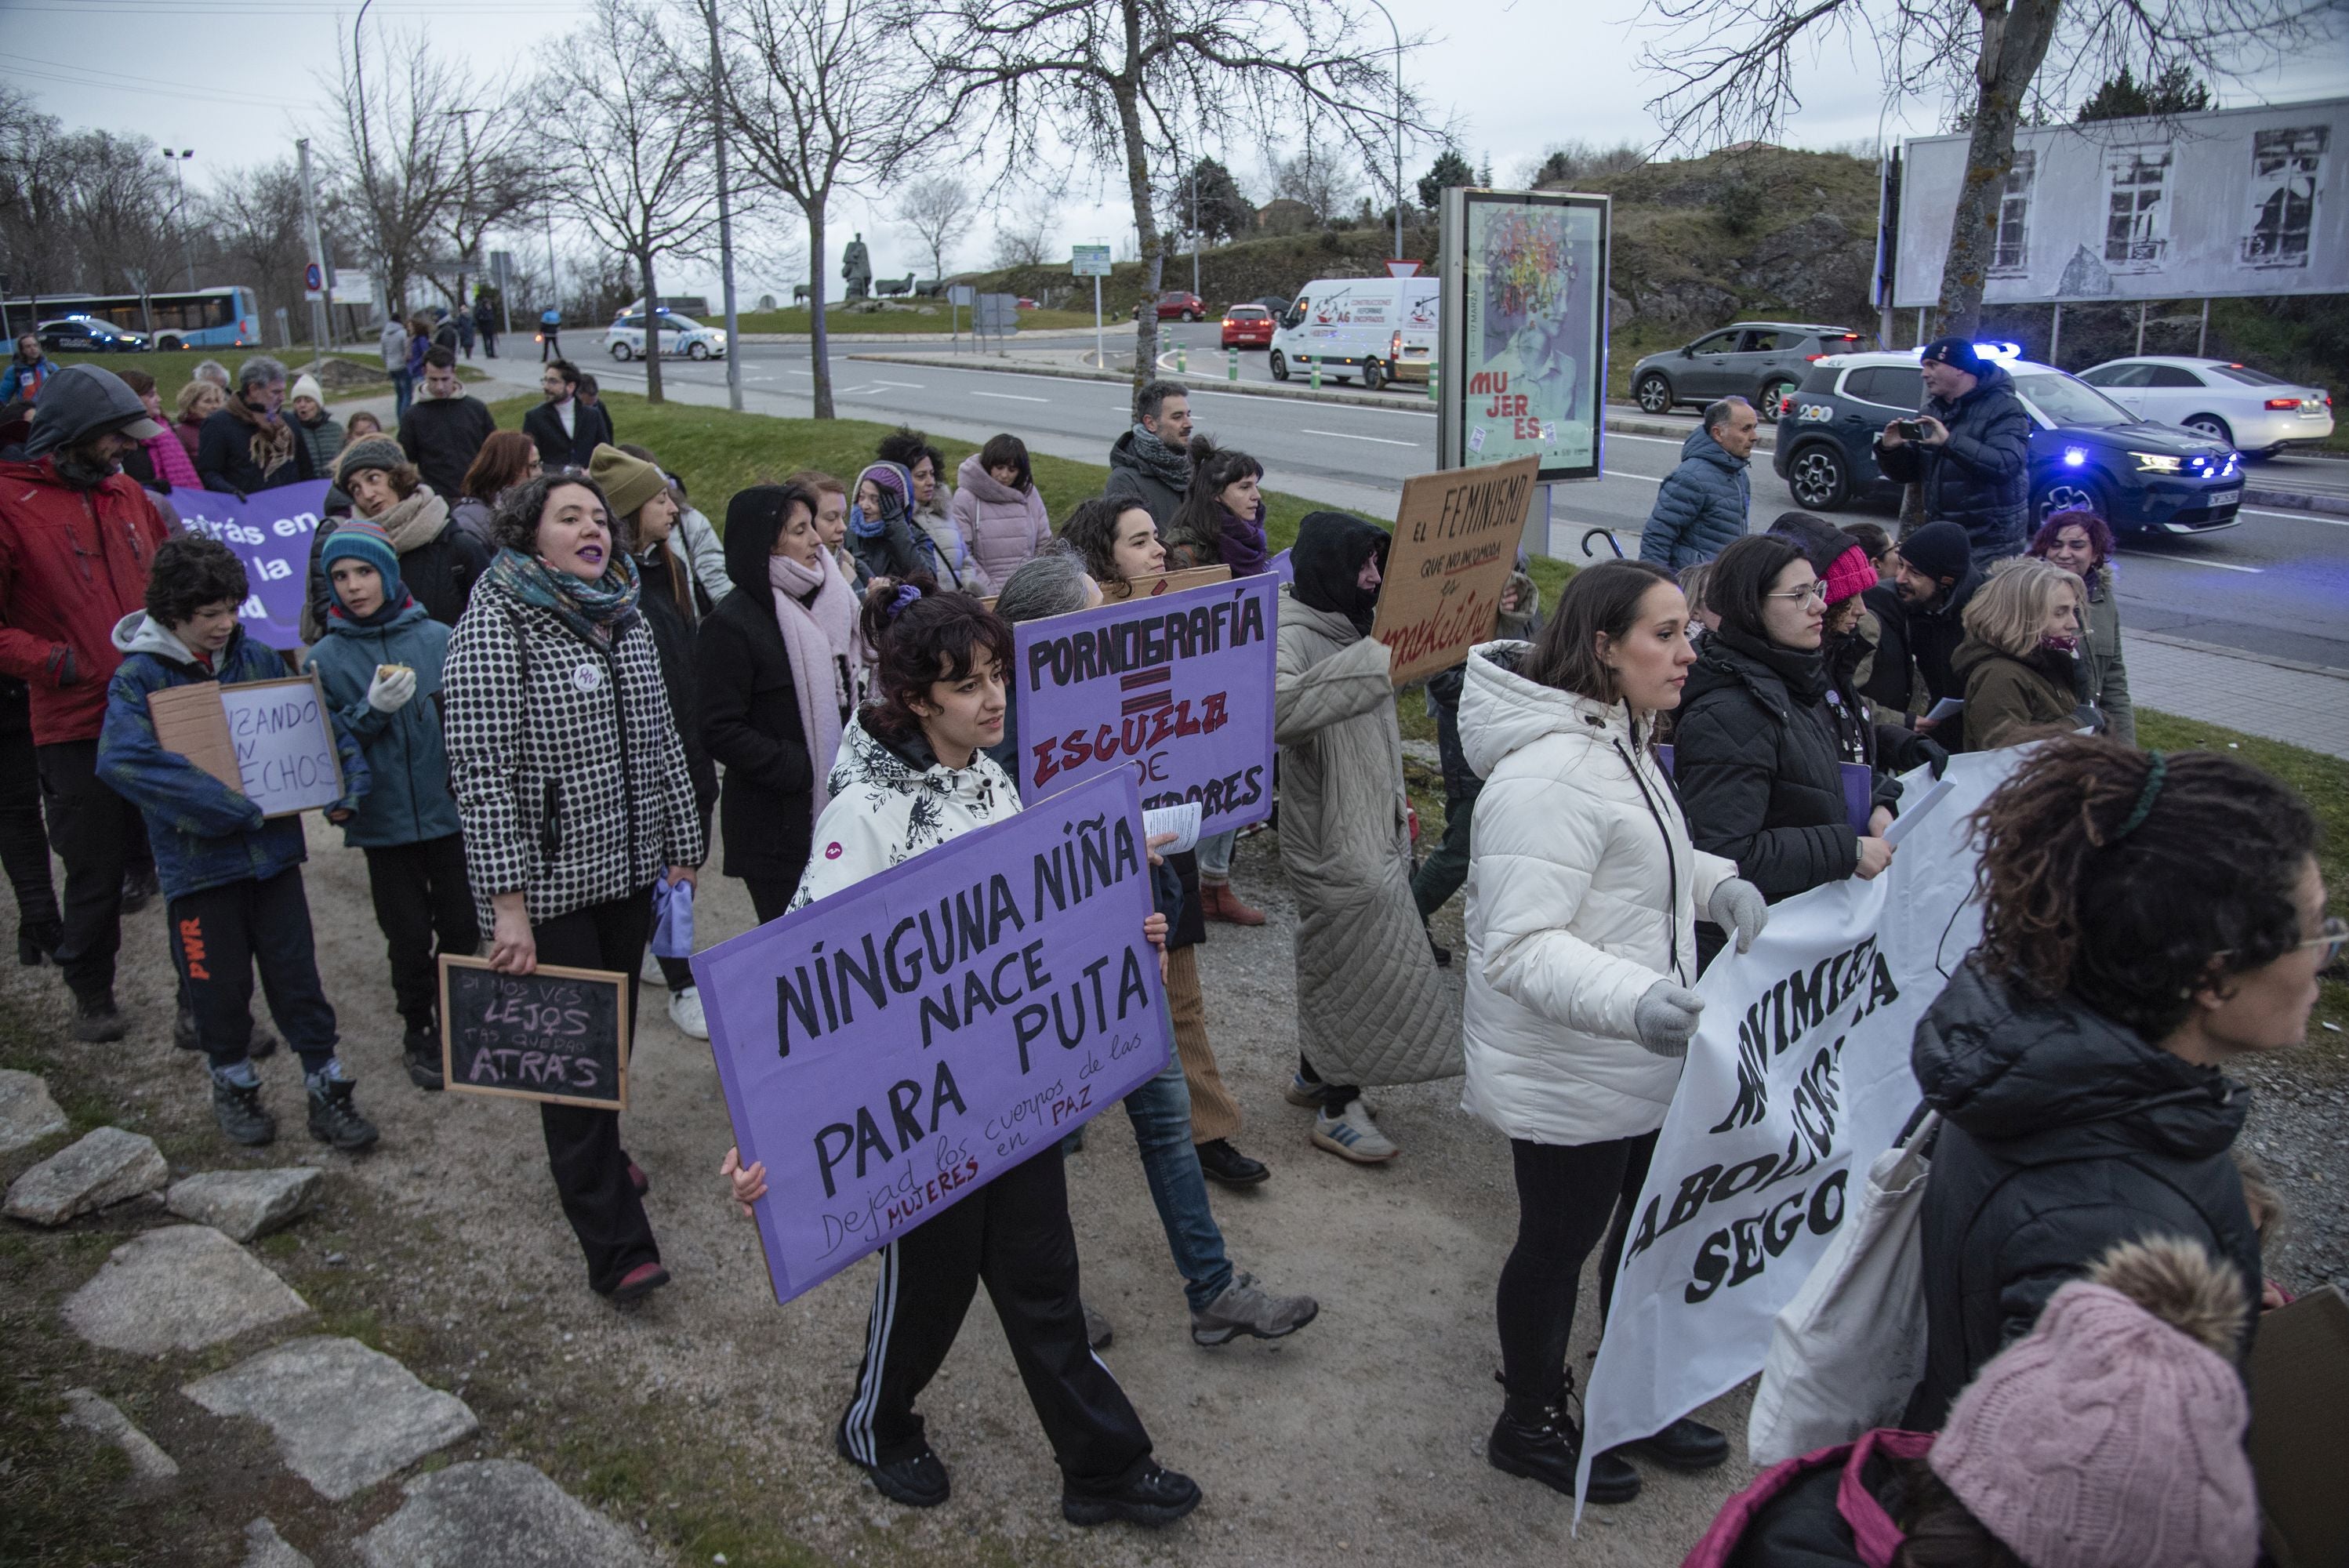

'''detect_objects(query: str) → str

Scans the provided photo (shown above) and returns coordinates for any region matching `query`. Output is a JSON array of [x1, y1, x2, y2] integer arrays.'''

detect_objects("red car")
[[1133, 290, 1204, 322], [1221, 304, 1274, 348]]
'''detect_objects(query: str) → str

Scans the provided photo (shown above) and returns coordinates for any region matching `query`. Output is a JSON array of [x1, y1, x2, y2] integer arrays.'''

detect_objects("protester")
[[949, 434, 1049, 589], [451, 430, 542, 548], [1104, 381, 1193, 529], [380, 314, 413, 420], [112, 369, 199, 493], [1058, 495, 1167, 586], [1857, 520, 1981, 730], [0, 365, 175, 1040], [722, 577, 1202, 1528], [1875, 339, 2032, 567], [431, 312, 459, 358], [474, 296, 499, 359], [0, 675, 60, 967], [340, 409, 383, 446], [1456, 558, 1763, 1504], [1839, 520, 1893, 586], [697, 483, 862, 925], [538, 305, 563, 362], [304, 437, 490, 636], [2028, 506, 2133, 743], [617, 443, 728, 609], [590, 444, 717, 1041], [1678, 560, 1719, 639], [98, 537, 376, 1149], [522, 359, 612, 472], [455, 306, 475, 361], [2, 332, 51, 405], [174, 379, 223, 461], [1904, 738, 2329, 1428], [1950, 558, 2083, 752], [300, 519, 474, 1091], [878, 428, 981, 591], [848, 462, 931, 583], [198, 356, 317, 496], [287, 372, 344, 477], [1685, 1236, 2260, 1568], [791, 468, 867, 595], [397, 347, 496, 503], [1276, 511, 1454, 1163], [1165, 437, 1267, 575], [443, 470, 704, 1304], [406, 317, 431, 389], [1638, 397, 1756, 569], [578, 374, 604, 417], [192, 359, 231, 393]]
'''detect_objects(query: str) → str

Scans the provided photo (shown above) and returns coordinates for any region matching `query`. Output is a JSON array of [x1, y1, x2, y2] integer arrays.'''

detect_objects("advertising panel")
[[1438, 188, 1609, 481]]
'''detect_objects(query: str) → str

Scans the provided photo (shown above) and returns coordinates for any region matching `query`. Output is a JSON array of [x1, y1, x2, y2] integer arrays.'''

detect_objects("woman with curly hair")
[[1904, 737, 2336, 1428], [2027, 505, 2132, 743]]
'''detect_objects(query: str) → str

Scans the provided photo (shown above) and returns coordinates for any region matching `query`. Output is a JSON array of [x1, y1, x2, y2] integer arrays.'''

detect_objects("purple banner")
[[1011, 573, 1279, 834], [692, 769, 1171, 1305], [167, 481, 332, 651]]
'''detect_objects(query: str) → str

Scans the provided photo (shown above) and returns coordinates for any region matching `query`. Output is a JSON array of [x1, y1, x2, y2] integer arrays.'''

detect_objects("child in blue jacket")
[[302, 517, 476, 1091], [97, 537, 377, 1152]]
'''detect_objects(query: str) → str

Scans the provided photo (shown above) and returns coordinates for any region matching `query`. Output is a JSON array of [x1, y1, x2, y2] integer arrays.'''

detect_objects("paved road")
[[590, 342, 2349, 673]]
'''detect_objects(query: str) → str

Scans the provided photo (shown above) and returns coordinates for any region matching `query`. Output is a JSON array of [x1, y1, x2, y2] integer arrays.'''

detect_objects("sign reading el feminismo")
[[1439, 188, 1609, 482], [692, 770, 1172, 1305], [1371, 457, 1540, 687], [166, 481, 332, 652]]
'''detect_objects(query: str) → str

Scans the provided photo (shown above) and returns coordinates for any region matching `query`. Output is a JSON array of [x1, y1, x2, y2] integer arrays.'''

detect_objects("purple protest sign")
[[168, 481, 332, 651], [692, 768, 1171, 1305], [1011, 573, 1279, 834]]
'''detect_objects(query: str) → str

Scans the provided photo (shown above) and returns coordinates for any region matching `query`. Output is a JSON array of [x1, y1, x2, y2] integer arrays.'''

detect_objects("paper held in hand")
[[145, 673, 345, 818], [1369, 456, 1541, 687]]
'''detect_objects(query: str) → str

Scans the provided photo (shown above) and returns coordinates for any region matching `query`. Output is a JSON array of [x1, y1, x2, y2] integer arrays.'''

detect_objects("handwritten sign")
[[1369, 456, 1540, 685], [438, 956, 629, 1109], [692, 769, 1171, 1305], [1011, 574, 1277, 834], [166, 481, 332, 652], [144, 674, 345, 818]]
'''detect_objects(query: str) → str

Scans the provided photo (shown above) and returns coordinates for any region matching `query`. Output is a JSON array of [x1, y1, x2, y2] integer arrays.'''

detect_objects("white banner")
[[1574, 750, 2025, 1514]]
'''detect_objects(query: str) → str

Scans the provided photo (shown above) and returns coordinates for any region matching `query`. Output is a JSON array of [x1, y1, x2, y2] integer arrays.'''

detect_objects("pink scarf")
[[769, 550, 861, 815], [145, 429, 198, 489]]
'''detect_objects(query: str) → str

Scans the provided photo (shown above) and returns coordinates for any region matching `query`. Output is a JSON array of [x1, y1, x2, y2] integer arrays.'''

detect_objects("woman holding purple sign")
[[723, 576, 1202, 1530]]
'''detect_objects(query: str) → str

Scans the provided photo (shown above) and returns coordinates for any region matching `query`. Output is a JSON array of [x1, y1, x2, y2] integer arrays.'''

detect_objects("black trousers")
[[36, 739, 144, 999], [168, 868, 339, 1071], [840, 1144, 1154, 1488], [0, 726, 59, 942], [540, 330, 561, 363], [1496, 1131, 1657, 1410], [532, 889, 658, 1295], [1294, 1054, 1359, 1116], [481, 330, 497, 358], [363, 835, 480, 1030], [742, 873, 799, 927]]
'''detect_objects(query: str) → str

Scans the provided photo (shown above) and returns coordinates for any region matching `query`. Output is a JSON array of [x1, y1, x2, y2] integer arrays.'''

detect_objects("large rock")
[[167, 1168, 321, 1242], [356, 1461, 654, 1568], [5, 1125, 166, 1225], [60, 1386, 180, 1494], [183, 1337, 477, 1502], [0, 1069, 68, 1156], [63, 1225, 310, 1355], [240, 1518, 314, 1568]]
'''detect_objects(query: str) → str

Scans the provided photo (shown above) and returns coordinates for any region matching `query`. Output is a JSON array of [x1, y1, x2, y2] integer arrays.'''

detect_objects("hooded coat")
[[302, 597, 460, 848], [948, 452, 1050, 590], [1638, 424, 1752, 569], [1103, 428, 1187, 530], [2079, 567, 2133, 745], [1458, 644, 1737, 1145], [1901, 961, 2261, 1430], [1679, 1427, 1931, 1568], [846, 461, 931, 585], [1873, 365, 2033, 563], [1950, 637, 2079, 752], [1275, 513, 1456, 1087]]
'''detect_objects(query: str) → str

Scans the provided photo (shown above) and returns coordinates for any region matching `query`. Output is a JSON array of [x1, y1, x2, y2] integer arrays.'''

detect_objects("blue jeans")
[[1196, 827, 1236, 882], [1121, 1054, 1233, 1311], [390, 369, 413, 421]]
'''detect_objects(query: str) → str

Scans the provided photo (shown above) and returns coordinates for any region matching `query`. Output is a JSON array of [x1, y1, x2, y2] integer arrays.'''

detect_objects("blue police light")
[[1973, 341, 2024, 365], [2063, 447, 2088, 467]]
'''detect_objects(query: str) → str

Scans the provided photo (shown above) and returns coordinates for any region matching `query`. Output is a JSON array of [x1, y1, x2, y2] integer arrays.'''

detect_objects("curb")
[[2245, 485, 2349, 517], [2129, 628, 2349, 681], [742, 327, 1102, 347]]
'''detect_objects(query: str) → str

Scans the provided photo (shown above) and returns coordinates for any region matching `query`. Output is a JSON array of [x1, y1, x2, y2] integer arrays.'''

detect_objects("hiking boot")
[[1488, 1399, 1639, 1504], [667, 985, 709, 1040], [1082, 1300, 1113, 1350], [1189, 1272, 1319, 1346], [835, 1417, 950, 1508], [306, 1076, 380, 1152], [610, 1260, 670, 1305], [1062, 1461, 1201, 1527], [71, 991, 125, 1044], [1606, 1416, 1729, 1472], [1312, 1098, 1399, 1163], [402, 1026, 445, 1091], [1195, 1138, 1269, 1186], [211, 1071, 277, 1146], [1200, 883, 1265, 926]]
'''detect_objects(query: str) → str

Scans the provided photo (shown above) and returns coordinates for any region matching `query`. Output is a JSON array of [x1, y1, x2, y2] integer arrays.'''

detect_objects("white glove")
[[365, 666, 417, 714], [1708, 877, 1769, 955], [1633, 981, 1705, 1058]]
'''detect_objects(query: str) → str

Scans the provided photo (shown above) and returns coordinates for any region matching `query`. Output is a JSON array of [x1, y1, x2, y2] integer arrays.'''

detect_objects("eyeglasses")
[[1763, 583, 1830, 605], [2218, 917, 2347, 969]]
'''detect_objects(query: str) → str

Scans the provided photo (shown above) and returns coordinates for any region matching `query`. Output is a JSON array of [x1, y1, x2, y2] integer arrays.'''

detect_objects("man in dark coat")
[[1638, 397, 1756, 568], [1859, 521, 1981, 736], [197, 357, 318, 496], [396, 347, 496, 501], [521, 358, 614, 472], [1103, 381, 1193, 531], [1874, 338, 2032, 568]]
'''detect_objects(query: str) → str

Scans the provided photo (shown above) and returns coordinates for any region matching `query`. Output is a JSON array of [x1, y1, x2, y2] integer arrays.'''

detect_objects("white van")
[[1270, 276, 1440, 391]]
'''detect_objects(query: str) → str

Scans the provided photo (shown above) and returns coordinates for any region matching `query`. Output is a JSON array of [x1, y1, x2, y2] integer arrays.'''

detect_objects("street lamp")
[[162, 149, 197, 289], [1361, 0, 1406, 260]]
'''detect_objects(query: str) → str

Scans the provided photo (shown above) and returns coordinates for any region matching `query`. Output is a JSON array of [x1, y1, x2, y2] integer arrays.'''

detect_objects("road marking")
[[1603, 470, 1662, 484], [2242, 506, 2349, 527], [1301, 428, 1418, 447], [969, 390, 1049, 403], [2117, 551, 2264, 573], [1608, 432, 1689, 446]]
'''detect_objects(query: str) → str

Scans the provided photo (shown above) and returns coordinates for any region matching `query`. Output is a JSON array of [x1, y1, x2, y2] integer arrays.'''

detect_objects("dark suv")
[[1772, 350, 2243, 535], [1630, 323, 1863, 416]]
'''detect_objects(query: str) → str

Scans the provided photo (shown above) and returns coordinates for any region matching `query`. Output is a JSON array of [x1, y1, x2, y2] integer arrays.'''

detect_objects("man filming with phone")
[[1876, 337, 2032, 569]]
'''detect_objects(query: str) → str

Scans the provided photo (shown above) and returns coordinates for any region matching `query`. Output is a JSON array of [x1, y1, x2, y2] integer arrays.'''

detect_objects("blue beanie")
[[320, 517, 403, 604]]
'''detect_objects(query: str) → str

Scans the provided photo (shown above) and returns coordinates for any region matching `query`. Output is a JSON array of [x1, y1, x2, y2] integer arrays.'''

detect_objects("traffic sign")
[[1070, 245, 1112, 278], [304, 262, 324, 292]]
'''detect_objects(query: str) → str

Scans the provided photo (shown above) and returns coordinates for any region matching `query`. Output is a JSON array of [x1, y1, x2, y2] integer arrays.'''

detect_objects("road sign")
[[949, 284, 975, 306], [975, 292, 1022, 334], [303, 262, 324, 292], [1071, 245, 1113, 278]]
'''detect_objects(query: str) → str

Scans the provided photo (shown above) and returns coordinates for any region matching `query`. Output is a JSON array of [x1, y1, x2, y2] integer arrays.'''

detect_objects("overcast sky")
[[4, 0, 2344, 307]]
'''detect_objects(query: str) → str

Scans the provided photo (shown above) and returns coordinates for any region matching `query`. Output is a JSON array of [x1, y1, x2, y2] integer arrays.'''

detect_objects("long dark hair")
[[1708, 533, 1808, 645], [977, 432, 1031, 493], [1520, 559, 1677, 702], [1166, 435, 1262, 565], [856, 575, 1014, 742], [1059, 495, 1145, 584]]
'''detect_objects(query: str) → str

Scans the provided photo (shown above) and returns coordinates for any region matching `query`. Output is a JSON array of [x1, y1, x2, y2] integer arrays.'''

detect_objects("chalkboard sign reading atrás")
[[438, 956, 630, 1110]]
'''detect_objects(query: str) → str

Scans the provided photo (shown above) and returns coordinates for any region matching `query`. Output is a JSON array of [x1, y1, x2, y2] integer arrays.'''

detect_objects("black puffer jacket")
[[1858, 566, 1984, 714], [1902, 961, 2261, 1430], [637, 546, 717, 825], [1873, 365, 2033, 563]]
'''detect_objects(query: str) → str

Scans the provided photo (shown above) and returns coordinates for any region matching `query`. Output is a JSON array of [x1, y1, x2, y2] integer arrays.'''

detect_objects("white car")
[[604, 310, 728, 361], [2075, 356, 2333, 457]]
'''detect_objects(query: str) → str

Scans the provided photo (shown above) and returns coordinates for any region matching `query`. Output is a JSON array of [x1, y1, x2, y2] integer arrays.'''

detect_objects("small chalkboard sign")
[[438, 955, 630, 1110]]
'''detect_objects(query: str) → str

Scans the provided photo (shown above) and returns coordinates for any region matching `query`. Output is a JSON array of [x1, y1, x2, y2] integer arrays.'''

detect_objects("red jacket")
[[0, 460, 172, 744]]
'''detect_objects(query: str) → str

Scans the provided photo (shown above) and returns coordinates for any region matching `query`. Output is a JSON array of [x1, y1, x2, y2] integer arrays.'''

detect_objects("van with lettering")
[[1269, 276, 1440, 392]]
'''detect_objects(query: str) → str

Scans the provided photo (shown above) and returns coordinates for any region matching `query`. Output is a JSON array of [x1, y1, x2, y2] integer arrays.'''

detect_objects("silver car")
[[1631, 322, 1864, 416], [2075, 356, 2334, 457]]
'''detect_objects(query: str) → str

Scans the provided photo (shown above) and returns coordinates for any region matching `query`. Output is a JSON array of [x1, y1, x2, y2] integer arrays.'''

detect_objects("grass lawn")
[[33, 349, 483, 409], [729, 306, 1100, 336]]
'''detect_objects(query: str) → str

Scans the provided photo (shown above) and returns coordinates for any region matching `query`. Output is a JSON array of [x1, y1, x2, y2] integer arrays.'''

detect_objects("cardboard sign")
[[165, 481, 332, 652], [438, 956, 630, 1110], [978, 563, 1229, 614], [145, 674, 346, 818], [1370, 456, 1540, 685], [692, 769, 1171, 1305], [2249, 1284, 2349, 1567], [1011, 574, 1278, 834]]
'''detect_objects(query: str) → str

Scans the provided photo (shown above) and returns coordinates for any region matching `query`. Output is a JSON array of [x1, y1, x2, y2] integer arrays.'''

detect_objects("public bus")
[[0, 285, 263, 350]]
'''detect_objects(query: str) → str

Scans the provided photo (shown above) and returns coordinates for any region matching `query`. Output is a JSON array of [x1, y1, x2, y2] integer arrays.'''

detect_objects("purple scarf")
[[769, 550, 861, 815], [1218, 502, 1270, 577]]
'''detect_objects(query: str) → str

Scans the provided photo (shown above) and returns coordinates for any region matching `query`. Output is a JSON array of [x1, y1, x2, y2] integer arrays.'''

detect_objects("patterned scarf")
[[1126, 423, 1192, 492], [487, 544, 641, 646], [225, 392, 297, 484]]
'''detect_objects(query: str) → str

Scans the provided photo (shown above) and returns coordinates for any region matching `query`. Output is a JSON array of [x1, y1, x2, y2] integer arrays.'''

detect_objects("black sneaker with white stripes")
[[1062, 1461, 1201, 1527], [835, 1415, 949, 1508]]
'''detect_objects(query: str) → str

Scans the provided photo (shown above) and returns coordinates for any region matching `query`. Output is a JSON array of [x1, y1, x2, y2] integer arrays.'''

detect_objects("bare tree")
[[0, 90, 83, 303], [989, 193, 1059, 269], [895, 175, 973, 284], [1636, 0, 2343, 336], [433, 92, 548, 318], [895, 0, 1426, 387], [535, 2, 724, 405], [205, 161, 311, 343], [55, 130, 180, 301], [1266, 143, 1360, 223], [325, 25, 467, 318]]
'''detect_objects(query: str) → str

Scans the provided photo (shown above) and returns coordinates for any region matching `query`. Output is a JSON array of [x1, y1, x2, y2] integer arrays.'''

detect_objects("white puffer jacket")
[[790, 711, 1019, 909], [1458, 643, 1736, 1146]]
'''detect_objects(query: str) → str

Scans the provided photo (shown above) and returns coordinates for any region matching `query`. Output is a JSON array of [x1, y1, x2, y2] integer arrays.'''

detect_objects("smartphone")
[[1894, 419, 1926, 441]]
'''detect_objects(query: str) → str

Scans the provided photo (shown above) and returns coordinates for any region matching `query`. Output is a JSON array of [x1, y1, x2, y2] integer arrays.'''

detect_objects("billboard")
[[1894, 97, 2346, 306], [1438, 188, 1609, 481]]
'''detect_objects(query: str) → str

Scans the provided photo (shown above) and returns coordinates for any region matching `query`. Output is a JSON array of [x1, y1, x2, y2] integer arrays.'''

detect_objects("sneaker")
[[666, 986, 709, 1040], [120, 866, 158, 914], [401, 1026, 445, 1091], [1312, 1098, 1399, 1163], [71, 991, 125, 1044], [1195, 1138, 1269, 1186], [834, 1417, 949, 1508], [1487, 1399, 1639, 1504], [1062, 1461, 1201, 1527], [1082, 1300, 1113, 1350], [1606, 1415, 1730, 1472], [610, 1260, 670, 1305], [210, 1072, 277, 1146], [638, 949, 665, 989], [1189, 1272, 1319, 1346], [1283, 1073, 1323, 1109], [306, 1076, 380, 1152]]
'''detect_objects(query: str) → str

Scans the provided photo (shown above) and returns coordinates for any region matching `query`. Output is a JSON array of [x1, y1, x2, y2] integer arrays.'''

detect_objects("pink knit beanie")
[[1929, 1236, 2258, 1568]]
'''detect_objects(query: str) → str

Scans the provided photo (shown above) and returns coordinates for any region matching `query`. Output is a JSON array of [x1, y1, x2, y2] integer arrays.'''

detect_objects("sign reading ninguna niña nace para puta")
[[693, 770, 1171, 1304]]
